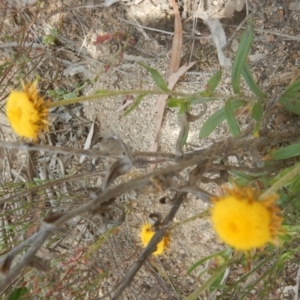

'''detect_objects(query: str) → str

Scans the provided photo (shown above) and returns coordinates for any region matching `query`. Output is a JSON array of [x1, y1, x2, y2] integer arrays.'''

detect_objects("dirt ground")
[[1, 0, 300, 299]]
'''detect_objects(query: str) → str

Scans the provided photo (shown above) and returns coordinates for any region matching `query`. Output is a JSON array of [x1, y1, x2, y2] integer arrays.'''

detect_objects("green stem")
[[170, 210, 209, 230], [46, 89, 259, 109], [47, 90, 193, 108], [260, 163, 300, 199]]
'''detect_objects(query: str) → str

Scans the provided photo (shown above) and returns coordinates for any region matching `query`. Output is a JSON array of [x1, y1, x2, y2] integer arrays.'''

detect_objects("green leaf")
[[284, 223, 300, 235], [264, 163, 300, 197], [8, 287, 28, 300], [251, 100, 263, 121], [231, 17, 254, 94], [271, 142, 300, 160], [277, 190, 293, 208], [179, 101, 189, 114], [200, 100, 245, 138], [279, 78, 300, 115], [231, 171, 255, 186], [290, 195, 300, 210], [185, 264, 229, 300], [167, 98, 186, 108], [242, 63, 266, 98], [203, 70, 222, 96], [251, 101, 263, 137], [270, 163, 300, 186], [271, 163, 300, 195], [124, 93, 146, 115], [289, 173, 300, 195], [281, 77, 300, 94], [225, 99, 241, 136], [209, 270, 227, 292], [63, 92, 77, 99], [139, 63, 169, 91], [187, 249, 227, 275], [167, 98, 189, 115]]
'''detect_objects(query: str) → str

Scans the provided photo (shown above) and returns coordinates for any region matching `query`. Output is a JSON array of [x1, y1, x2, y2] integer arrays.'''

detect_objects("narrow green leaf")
[[203, 70, 222, 96], [225, 99, 241, 136], [290, 195, 300, 210], [200, 109, 225, 138], [199, 100, 245, 138], [242, 63, 266, 98], [8, 287, 28, 300], [262, 163, 300, 198], [289, 174, 300, 195], [167, 98, 185, 108], [279, 78, 300, 115], [124, 93, 146, 116], [251, 100, 263, 121], [231, 171, 255, 186], [139, 63, 169, 91], [277, 190, 293, 208], [209, 269, 228, 292], [187, 250, 227, 274], [271, 142, 300, 160], [185, 265, 228, 300], [251, 100, 263, 136], [282, 77, 300, 93], [270, 164, 298, 186], [231, 17, 254, 94]]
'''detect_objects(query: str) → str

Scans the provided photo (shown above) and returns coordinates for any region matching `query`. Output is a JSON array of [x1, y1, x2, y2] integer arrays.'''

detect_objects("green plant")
[[42, 28, 59, 46], [1, 14, 300, 300]]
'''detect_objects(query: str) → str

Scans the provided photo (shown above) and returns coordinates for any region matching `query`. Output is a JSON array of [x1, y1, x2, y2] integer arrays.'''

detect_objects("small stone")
[[265, 34, 274, 42], [231, 39, 239, 53], [189, 278, 195, 284]]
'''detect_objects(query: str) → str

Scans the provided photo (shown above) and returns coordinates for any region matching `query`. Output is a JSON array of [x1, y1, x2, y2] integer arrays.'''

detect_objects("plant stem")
[[47, 90, 192, 108], [46, 89, 259, 109]]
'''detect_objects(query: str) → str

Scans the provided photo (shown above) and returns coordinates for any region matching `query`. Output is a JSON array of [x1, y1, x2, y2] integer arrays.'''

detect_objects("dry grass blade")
[[150, 0, 183, 152], [168, 0, 183, 76]]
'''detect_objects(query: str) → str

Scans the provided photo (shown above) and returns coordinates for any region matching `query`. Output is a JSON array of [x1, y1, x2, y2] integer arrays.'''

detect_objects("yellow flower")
[[140, 223, 170, 256], [211, 185, 282, 251], [6, 81, 49, 140]]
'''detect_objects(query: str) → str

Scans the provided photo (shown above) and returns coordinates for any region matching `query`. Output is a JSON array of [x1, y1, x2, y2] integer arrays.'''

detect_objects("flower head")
[[140, 223, 170, 256], [6, 80, 49, 140], [211, 185, 282, 251]]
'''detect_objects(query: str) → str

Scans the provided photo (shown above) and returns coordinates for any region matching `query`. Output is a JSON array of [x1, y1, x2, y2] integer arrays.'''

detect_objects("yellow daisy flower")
[[211, 185, 282, 251], [6, 80, 49, 140], [140, 223, 170, 256]]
